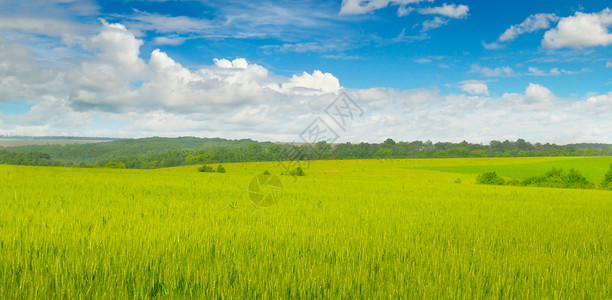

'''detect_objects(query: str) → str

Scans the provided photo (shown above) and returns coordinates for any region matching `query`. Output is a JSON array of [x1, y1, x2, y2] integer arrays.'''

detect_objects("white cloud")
[[414, 56, 443, 63], [421, 17, 448, 32], [607, 61, 612, 68], [418, 4, 469, 19], [482, 41, 503, 50], [0, 34, 64, 102], [484, 13, 559, 49], [339, 0, 433, 15], [525, 83, 555, 103], [415, 58, 432, 64], [0, 0, 100, 17], [263, 41, 350, 53], [340, 1, 468, 33], [397, 5, 414, 17], [392, 28, 429, 42], [85, 20, 145, 74], [569, 93, 612, 115], [499, 13, 559, 42], [0, 16, 97, 45], [281, 70, 341, 95], [322, 54, 362, 60], [153, 36, 189, 46], [126, 10, 214, 35], [527, 67, 575, 76], [543, 8, 612, 48], [471, 64, 514, 77], [459, 80, 489, 95], [214, 58, 249, 69], [3, 20, 612, 143]]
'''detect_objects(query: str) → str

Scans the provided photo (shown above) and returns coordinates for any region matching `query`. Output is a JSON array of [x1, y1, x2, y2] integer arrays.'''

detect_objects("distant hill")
[[4, 136, 263, 163], [0, 135, 115, 140], [0, 138, 114, 148]]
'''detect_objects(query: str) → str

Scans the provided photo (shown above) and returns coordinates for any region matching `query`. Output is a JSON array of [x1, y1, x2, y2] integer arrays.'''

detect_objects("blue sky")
[[0, 0, 611, 143]]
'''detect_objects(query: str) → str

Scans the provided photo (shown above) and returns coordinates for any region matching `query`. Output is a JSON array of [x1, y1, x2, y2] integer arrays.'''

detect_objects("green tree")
[[602, 164, 612, 189]]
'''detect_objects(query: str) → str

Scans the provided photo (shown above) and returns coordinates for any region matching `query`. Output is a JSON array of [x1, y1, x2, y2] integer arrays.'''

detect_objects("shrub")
[[263, 170, 271, 175], [522, 175, 547, 185], [476, 172, 505, 185], [105, 161, 126, 169], [564, 169, 591, 188], [198, 165, 214, 172], [523, 168, 593, 189], [216, 165, 226, 173], [506, 178, 522, 186], [288, 166, 305, 176], [602, 164, 612, 190]]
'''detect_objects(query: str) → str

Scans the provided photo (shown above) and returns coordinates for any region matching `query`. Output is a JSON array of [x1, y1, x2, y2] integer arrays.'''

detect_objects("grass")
[[406, 156, 612, 181], [0, 157, 611, 298]]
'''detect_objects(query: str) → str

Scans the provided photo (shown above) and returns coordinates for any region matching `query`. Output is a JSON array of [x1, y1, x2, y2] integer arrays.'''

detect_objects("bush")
[[476, 172, 505, 185], [602, 164, 612, 190], [523, 167, 593, 189], [263, 170, 271, 175], [288, 166, 305, 176], [564, 169, 591, 187], [506, 178, 522, 186], [105, 161, 126, 169], [198, 165, 214, 172], [216, 165, 226, 173]]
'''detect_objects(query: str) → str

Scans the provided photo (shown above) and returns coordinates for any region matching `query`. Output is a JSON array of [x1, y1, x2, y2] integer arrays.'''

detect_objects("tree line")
[[2, 138, 612, 169]]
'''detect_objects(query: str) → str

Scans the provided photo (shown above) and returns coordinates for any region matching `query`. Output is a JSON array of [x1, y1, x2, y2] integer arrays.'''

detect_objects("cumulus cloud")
[[0, 19, 348, 139], [543, 8, 612, 48], [418, 4, 469, 19], [3, 19, 612, 143], [0, 34, 63, 102], [214, 58, 249, 69], [459, 80, 489, 95], [281, 70, 341, 95], [524, 83, 555, 103]]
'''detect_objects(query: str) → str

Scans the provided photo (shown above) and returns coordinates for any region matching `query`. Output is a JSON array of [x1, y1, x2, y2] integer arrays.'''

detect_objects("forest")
[[1, 137, 612, 169]]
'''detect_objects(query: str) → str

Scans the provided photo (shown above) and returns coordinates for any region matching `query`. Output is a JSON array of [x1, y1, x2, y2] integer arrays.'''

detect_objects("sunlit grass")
[[1, 157, 611, 298]]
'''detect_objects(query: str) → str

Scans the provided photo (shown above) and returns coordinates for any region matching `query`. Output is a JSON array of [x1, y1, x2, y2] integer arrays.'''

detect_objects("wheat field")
[[1, 157, 611, 298]]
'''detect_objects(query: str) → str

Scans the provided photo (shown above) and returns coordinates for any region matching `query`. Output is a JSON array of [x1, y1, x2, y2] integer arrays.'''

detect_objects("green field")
[[1, 157, 611, 298]]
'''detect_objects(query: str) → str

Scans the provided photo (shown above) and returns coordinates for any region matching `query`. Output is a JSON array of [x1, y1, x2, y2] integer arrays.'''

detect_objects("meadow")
[[1, 157, 611, 298]]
